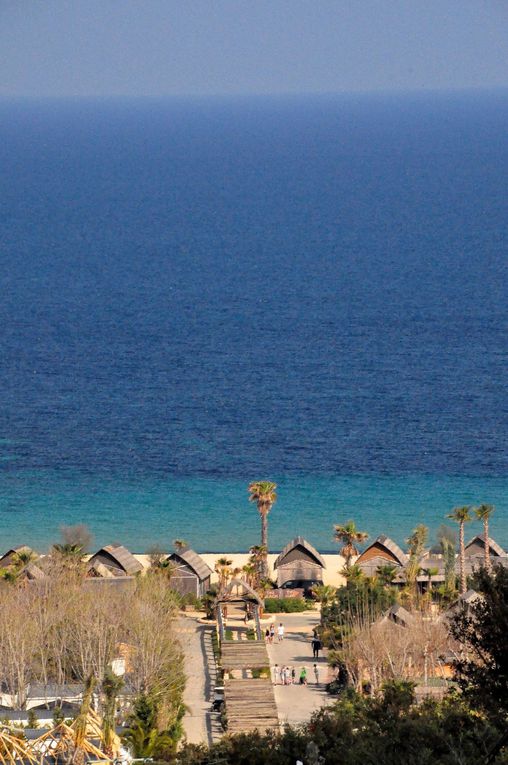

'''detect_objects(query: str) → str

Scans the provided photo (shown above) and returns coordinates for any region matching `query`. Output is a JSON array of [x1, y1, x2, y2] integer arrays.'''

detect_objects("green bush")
[[251, 667, 270, 679], [264, 597, 310, 613]]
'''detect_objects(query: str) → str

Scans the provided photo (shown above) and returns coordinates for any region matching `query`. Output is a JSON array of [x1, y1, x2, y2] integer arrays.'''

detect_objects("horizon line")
[[0, 85, 507, 102]]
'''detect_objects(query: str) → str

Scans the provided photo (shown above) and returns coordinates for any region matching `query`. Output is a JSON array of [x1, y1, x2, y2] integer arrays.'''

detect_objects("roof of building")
[[357, 534, 408, 566], [22, 563, 46, 580], [89, 544, 143, 575], [274, 537, 326, 569], [0, 545, 33, 565], [385, 603, 415, 627], [168, 548, 213, 580], [464, 534, 505, 558]]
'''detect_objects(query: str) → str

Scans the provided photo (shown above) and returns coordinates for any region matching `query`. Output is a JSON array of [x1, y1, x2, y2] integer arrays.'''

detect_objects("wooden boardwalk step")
[[224, 678, 279, 734], [221, 640, 269, 670]]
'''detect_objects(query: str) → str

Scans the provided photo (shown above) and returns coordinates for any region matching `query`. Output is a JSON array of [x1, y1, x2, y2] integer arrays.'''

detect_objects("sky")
[[1, 1, 508, 97]]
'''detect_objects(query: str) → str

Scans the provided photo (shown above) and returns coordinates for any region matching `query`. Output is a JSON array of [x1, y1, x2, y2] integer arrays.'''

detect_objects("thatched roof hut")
[[273, 536, 325, 590], [465, 534, 505, 559], [0, 545, 33, 568], [356, 535, 408, 577], [167, 549, 212, 597], [87, 544, 143, 577], [383, 603, 415, 628], [20, 563, 46, 581]]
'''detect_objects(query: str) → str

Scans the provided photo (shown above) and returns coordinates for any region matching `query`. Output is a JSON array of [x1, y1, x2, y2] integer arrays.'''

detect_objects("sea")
[[0, 91, 506, 553]]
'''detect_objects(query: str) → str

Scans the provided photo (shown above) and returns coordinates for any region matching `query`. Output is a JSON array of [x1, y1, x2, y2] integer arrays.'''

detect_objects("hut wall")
[[276, 562, 323, 587], [465, 540, 486, 557], [199, 576, 211, 597], [358, 554, 401, 577], [170, 565, 199, 597]]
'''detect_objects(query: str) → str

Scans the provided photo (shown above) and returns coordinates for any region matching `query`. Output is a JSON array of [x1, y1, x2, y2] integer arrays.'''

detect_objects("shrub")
[[264, 597, 310, 613]]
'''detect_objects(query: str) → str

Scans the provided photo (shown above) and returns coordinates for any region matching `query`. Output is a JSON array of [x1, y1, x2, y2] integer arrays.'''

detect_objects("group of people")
[[265, 622, 285, 642], [273, 663, 320, 686]]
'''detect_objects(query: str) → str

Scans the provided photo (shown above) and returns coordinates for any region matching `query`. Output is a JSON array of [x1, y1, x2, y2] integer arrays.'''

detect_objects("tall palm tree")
[[333, 520, 368, 566], [447, 506, 472, 594], [405, 524, 428, 592], [475, 503, 495, 571], [440, 537, 457, 594], [248, 481, 277, 576]]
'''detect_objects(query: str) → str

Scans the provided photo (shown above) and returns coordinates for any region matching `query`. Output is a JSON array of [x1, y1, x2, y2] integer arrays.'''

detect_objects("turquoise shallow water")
[[0, 471, 506, 553]]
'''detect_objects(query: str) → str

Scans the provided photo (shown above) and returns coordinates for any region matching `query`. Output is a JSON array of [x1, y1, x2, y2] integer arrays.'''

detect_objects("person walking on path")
[[277, 623, 285, 642], [269, 624, 275, 643], [299, 667, 307, 685], [311, 637, 321, 658], [313, 664, 320, 685], [273, 664, 280, 685], [291, 666, 296, 684], [265, 627, 270, 642], [284, 666, 292, 685]]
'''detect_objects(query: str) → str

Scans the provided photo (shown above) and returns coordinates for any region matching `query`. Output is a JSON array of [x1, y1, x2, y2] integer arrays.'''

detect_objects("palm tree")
[[72, 674, 96, 765], [52, 542, 85, 558], [421, 566, 439, 591], [447, 506, 472, 594], [248, 481, 277, 576], [214, 557, 233, 591], [342, 563, 364, 585], [376, 563, 398, 587], [333, 520, 368, 566], [475, 504, 495, 571], [311, 584, 336, 607], [440, 537, 457, 594], [405, 524, 428, 592], [242, 562, 257, 588], [102, 669, 123, 758], [248, 544, 267, 586]]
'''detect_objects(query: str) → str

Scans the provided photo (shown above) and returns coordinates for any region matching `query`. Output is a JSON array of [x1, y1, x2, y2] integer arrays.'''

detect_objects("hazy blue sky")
[[1, 1, 508, 97]]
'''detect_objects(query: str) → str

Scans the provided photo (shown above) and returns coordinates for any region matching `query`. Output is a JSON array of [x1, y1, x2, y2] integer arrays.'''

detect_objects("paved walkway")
[[177, 616, 221, 746], [265, 611, 332, 726]]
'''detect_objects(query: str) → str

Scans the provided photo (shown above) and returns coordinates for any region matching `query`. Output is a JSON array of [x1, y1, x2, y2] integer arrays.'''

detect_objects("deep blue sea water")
[[0, 92, 506, 552]]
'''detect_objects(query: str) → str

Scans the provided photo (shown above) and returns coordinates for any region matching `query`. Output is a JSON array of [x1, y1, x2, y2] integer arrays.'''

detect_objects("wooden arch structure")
[[216, 578, 264, 640]]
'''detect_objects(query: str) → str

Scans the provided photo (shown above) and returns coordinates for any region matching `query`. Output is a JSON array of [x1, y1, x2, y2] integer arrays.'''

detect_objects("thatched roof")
[[89, 545, 143, 575], [357, 535, 408, 566], [465, 534, 505, 558], [168, 549, 212, 580], [22, 563, 46, 581], [0, 545, 33, 567], [274, 537, 326, 569], [384, 604, 415, 627]]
